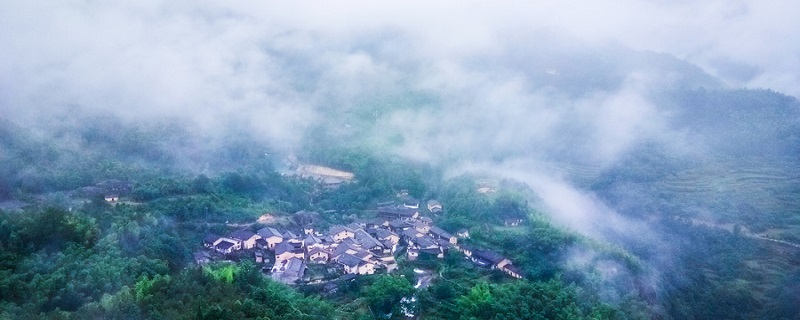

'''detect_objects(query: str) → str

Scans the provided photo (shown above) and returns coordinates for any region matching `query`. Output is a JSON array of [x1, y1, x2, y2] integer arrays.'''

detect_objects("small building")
[[203, 234, 241, 253], [194, 251, 211, 265], [329, 225, 355, 242], [419, 247, 444, 259], [338, 253, 375, 275], [378, 207, 419, 220], [503, 264, 524, 279], [271, 257, 306, 284], [304, 234, 334, 250], [215, 239, 238, 254], [419, 216, 433, 225], [275, 242, 304, 262], [372, 229, 400, 246], [456, 228, 470, 238], [256, 227, 284, 249], [229, 229, 260, 250], [459, 244, 475, 257], [307, 247, 331, 264], [413, 221, 430, 234], [203, 234, 223, 249], [473, 250, 511, 270], [401, 229, 422, 242], [282, 230, 304, 244], [388, 219, 412, 231], [429, 226, 457, 245], [254, 251, 264, 264], [403, 199, 420, 209], [354, 230, 384, 253], [426, 200, 442, 214], [255, 238, 269, 249]]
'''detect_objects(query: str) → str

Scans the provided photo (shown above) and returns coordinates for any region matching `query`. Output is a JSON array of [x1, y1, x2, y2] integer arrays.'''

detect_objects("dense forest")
[[2, 3, 800, 318], [0, 113, 643, 319], [1, 89, 799, 319]]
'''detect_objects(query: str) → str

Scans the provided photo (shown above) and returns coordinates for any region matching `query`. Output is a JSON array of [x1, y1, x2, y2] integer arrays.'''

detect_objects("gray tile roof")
[[338, 253, 363, 268], [257, 227, 282, 238], [229, 229, 256, 241]]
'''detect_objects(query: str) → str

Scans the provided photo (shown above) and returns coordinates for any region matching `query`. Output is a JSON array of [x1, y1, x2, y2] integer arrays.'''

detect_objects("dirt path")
[[686, 217, 800, 249]]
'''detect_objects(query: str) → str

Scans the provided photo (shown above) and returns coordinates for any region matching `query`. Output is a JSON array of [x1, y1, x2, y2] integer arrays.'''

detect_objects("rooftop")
[[229, 229, 256, 240], [338, 253, 363, 268], [257, 227, 282, 238]]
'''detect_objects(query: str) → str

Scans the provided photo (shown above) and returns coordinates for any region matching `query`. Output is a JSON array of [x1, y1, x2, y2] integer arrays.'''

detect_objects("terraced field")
[[657, 157, 800, 237], [546, 156, 800, 241]]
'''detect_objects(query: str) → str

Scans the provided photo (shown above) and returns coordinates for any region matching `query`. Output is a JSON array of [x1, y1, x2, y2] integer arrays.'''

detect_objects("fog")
[[2, 0, 798, 307]]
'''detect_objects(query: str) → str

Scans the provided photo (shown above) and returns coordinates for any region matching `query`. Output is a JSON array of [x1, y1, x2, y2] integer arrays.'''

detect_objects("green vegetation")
[[2, 87, 800, 320]]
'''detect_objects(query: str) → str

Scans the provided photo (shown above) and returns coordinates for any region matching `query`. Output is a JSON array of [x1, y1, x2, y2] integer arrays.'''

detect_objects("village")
[[197, 198, 524, 285]]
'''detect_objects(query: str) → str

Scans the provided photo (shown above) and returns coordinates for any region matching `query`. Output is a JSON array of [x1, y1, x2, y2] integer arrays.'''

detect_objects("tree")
[[362, 275, 415, 318]]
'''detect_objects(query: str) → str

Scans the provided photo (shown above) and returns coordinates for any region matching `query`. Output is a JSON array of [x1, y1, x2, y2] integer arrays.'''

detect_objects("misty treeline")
[[2, 82, 800, 319], [0, 113, 629, 319]]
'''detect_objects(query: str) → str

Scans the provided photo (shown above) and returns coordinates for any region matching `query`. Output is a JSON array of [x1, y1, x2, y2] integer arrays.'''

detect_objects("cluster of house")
[[199, 199, 523, 284]]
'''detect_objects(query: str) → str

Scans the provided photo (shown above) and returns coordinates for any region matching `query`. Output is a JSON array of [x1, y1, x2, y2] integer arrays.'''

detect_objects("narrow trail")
[[751, 235, 800, 249], [687, 218, 800, 249]]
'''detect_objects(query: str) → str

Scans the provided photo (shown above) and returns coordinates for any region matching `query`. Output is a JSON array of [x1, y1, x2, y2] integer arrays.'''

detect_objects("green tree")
[[362, 275, 416, 318]]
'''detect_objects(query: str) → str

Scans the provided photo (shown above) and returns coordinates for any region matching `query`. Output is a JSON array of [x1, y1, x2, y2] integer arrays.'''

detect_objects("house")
[[381, 239, 397, 254], [429, 226, 457, 245], [354, 230, 384, 253], [229, 229, 260, 250], [215, 239, 238, 254], [256, 227, 284, 249], [426, 200, 442, 213], [330, 242, 361, 261], [388, 219, 412, 231], [346, 222, 363, 232], [457, 228, 470, 238], [271, 257, 306, 284], [414, 236, 439, 251], [275, 242, 304, 262], [459, 244, 475, 257], [401, 229, 422, 242], [329, 225, 355, 242], [503, 264, 524, 279], [419, 247, 444, 259], [304, 234, 334, 250], [435, 239, 453, 253], [372, 228, 400, 246], [378, 207, 419, 220], [255, 238, 269, 249], [283, 230, 303, 244], [368, 217, 390, 228], [203, 234, 241, 253], [419, 216, 433, 225], [104, 194, 120, 203], [338, 253, 375, 275], [203, 234, 223, 249], [194, 251, 211, 265], [307, 247, 331, 264], [473, 250, 511, 269], [403, 199, 420, 209], [413, 221, 430, 234]]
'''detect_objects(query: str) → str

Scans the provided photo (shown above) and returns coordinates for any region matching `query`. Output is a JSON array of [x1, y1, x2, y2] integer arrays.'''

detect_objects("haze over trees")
[[2, 1, 800, 319]]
